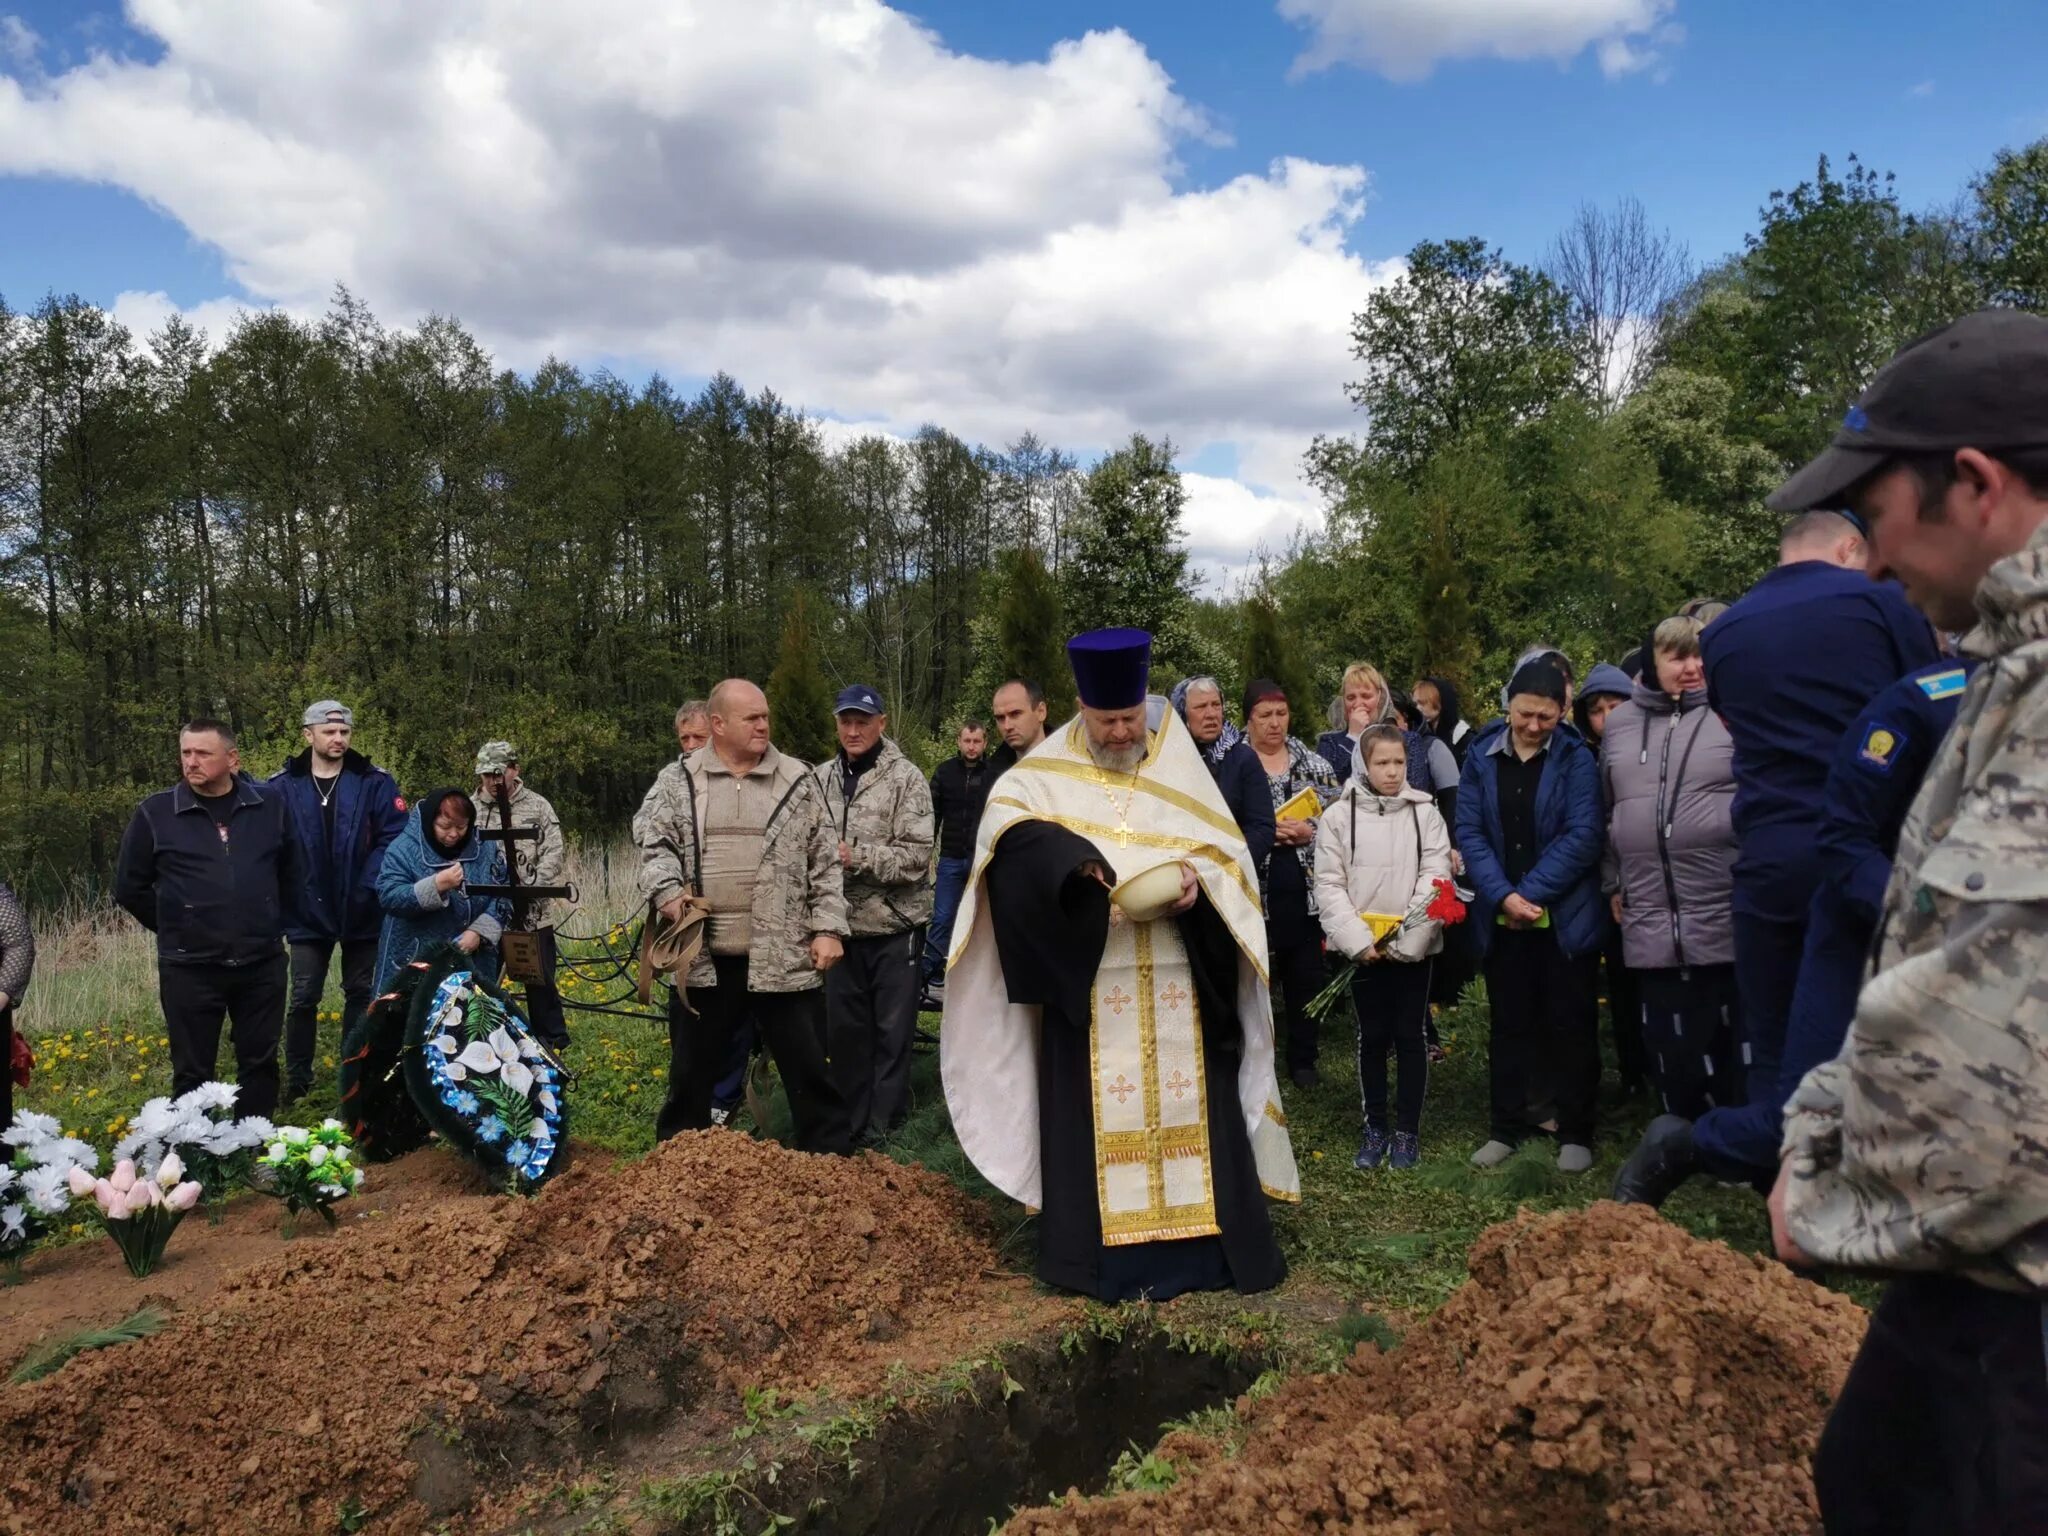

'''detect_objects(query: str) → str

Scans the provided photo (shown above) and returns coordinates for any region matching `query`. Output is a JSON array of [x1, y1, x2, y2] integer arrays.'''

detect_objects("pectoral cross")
[[1114, 818, 1130, 848]]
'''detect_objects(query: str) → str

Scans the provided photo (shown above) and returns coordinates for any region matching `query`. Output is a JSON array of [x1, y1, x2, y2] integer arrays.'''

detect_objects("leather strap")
[[638, 895, 712, 1007]]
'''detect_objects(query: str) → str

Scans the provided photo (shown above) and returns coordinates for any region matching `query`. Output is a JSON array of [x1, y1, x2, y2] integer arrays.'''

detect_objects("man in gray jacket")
[[634, 679, 851, 1153], [816, 685, 935, 1146]]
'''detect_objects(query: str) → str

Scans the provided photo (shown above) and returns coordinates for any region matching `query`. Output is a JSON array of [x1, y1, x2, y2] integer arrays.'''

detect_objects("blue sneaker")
[[1389, 1132, 1420, 1170], [1353, 1123, 1389, 1171]]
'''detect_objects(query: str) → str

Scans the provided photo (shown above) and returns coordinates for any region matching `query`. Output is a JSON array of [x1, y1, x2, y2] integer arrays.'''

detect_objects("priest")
[[942, 627, 1299, 1301]]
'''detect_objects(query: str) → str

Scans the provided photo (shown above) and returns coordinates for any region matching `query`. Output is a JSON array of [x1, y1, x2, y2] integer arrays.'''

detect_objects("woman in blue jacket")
[[374, 788, 509, 990], [1456, 658, 1607, 1174]]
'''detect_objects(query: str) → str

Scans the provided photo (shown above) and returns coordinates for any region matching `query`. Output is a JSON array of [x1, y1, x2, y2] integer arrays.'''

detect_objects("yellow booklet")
[[1274, 785, 1323, 822], [1358, 911, 1405, 944]]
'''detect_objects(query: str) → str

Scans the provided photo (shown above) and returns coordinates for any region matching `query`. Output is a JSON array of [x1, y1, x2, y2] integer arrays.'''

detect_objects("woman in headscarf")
[[1245, 678, 1340, 1089], [1169, 677, 1275, 870], [1320, 663, 1442, 796], [373, 788, 509, 990], [0, 879, 33, 1134], [1412, 675, 1471, 766], [1457, 658, 1607, 1174]]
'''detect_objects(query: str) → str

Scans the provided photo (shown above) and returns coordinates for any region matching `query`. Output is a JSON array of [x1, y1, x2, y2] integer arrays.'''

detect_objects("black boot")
[[1611, 1114, 1698, 1208]]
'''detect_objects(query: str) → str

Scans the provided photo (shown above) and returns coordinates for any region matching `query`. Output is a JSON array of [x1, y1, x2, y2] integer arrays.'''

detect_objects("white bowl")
[[1111, 862, 1186, 923]]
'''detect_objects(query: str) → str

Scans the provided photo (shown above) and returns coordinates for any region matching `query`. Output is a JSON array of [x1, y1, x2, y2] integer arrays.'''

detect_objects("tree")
[[1333, 237, 1586, 482], [967, 544, 1072, 723], [1238, 589, 1314, 724], [1545, 196, 1693, 407], [1061, 435, 1201, 677], [766, 588, 836, 767], [1975, 138, 2048, 310]]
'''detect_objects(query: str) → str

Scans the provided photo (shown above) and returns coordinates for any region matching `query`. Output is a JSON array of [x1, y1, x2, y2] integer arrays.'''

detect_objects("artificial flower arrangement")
[[0, 1112, 98, 1283], [71, 1154, 204, 1278], [113, 1081, 276, 1224], [404, 960, 565, 1192], [252, 1120, 365, 1233], [1307, 877, 1469, 1021]]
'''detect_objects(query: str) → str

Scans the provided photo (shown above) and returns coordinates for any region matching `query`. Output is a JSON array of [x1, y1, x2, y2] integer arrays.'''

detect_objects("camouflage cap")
[[474, 740, 519, 775]]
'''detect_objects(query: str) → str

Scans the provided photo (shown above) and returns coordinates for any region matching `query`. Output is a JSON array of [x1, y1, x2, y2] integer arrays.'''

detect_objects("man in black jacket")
[[922, 720, 992, 1005], [114, 719, 300, 1117]]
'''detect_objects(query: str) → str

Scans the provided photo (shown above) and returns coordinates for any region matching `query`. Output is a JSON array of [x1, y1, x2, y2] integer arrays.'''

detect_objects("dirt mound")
[[1008, 1203, 1869, 1535], [0, 1133, 1006, 1535]]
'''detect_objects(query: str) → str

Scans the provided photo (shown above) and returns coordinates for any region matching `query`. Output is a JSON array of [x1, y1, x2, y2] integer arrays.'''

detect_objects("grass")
[[11, 843, 1773, 1313]]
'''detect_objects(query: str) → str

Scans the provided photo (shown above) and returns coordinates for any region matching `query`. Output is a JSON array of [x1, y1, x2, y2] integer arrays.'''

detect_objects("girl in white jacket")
[[1313, 725, 1454, 1170]]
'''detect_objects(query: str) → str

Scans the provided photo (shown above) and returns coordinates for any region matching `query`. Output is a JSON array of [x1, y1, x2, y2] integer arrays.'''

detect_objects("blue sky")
[[1, 1, 2042, 582]]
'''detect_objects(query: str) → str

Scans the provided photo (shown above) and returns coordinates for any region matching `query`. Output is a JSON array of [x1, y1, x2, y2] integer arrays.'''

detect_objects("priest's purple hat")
[[1067, 628, 1152, 709]]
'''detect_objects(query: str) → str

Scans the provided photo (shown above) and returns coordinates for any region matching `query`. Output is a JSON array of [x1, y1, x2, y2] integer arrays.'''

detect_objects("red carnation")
[[1424, 877, 1467, 926]]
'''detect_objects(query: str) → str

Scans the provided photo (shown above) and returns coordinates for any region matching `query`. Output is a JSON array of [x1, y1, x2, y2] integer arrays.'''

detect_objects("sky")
[[2, 0, 2044, 590]]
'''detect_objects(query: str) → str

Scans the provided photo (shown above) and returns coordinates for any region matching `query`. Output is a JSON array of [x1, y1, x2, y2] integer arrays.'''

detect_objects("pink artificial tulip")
[[67, 1165, 97, 1198], [165, 1182, 202, 1212], [110, 1159, 137, 1194], [96, 1181, 130, 1220], [156, 1152, 185, 1190], [121, 1180, 157, 1215]]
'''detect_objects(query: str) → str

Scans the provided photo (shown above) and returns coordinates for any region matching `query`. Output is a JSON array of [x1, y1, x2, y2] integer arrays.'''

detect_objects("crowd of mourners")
[[3, 308, 2047, 1534]]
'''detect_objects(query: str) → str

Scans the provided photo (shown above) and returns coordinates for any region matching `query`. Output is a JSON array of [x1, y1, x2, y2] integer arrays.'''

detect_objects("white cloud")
[[0, 15, 36, 67], [1181, 471, 1324, 597], [1908, 80, 1935, 99], [0, 1, 1405, 581], [1279, 0, 1681, 82], [108, 288, 257, 348]]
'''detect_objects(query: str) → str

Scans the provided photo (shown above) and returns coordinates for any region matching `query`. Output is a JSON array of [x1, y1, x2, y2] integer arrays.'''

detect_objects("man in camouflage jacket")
[[1766, 310, 2048, 1533], [815, 684, 935, 1146], [475, 741, 570, 1048], [634, 679, 851, 1153]]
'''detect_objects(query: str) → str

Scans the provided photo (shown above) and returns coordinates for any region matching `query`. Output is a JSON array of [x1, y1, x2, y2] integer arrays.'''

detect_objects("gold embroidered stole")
[[1090, 914, 1218, 1245]]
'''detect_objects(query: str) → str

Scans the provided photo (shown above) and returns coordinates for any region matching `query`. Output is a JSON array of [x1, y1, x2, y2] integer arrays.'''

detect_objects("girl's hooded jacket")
[[374, 797, 509, 989], [1312, 743, 1454, 963]]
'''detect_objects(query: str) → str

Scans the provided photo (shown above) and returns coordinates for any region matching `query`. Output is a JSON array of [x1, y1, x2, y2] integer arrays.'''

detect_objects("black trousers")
[[513, 927, 569, 1048], [1635, 963, 1745, 1120], [1352, 958, 1432, 1136], [160, 953, 289, 1119], [824, 928, 922, 1141], [1, 1003, 14, 1134], [1817, 1274, 2048, 1535], [1267, 931, 1325, 1076], [285, 936, 378, 1090], [1601, 928, 1647, 1090], [660, 954, 851, 1154], [1483, 927, 1600, 1146]]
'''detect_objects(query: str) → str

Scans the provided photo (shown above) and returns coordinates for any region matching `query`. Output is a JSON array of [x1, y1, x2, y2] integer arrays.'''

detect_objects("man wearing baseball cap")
[[814, 685, 934, 1146], [268, 700, 407, 1104], [475, 741, 569, 1050], [1765, 310, 2048, 1531]]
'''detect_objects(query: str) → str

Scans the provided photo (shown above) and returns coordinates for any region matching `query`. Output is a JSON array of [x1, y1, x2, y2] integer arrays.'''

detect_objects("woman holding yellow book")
[[1245, 679, 1339, 1089]]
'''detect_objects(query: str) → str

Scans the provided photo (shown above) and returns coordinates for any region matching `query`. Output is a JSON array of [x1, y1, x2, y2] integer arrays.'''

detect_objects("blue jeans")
[[1692, 909, 1806, 1181], [922, 856, 971, 988]]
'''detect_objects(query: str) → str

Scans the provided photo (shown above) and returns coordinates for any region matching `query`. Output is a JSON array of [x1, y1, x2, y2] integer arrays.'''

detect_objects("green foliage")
[[1237, 590, 1313, 723], [1062, 434, 1208, 679], [1975, 139, 2048, 311], [1334, 1308, 1401, 1353], [9, 1306, 167, 1384], [765, 589, 837, 767], [964, 544, 1073, 723], [1104, 1444, 1180, 1494]]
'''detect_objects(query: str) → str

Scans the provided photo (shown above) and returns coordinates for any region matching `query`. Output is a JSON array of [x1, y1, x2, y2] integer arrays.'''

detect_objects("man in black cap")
[[1757, 310, 2048, 1533], [814, 685, 934, 1146]]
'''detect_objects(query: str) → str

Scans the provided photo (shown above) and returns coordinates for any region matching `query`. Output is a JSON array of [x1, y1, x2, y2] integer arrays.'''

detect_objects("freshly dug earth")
[[0, 1132, 1021, 1535], [1008, 1203, 1869, 1535]]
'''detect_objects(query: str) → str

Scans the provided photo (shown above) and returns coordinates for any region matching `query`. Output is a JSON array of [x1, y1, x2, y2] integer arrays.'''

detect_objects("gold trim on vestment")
[[979, 796, 1263, 912], [1010, 756, 1247, 845]]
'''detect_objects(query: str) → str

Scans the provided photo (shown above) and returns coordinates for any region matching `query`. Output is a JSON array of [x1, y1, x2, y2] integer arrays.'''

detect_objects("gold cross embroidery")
[[1164, 1069, 1194, 1101], [1161, 982, 1188, 1012], [1104, 986, 1134, 1016], [1108, 1074, 1138, 1104]]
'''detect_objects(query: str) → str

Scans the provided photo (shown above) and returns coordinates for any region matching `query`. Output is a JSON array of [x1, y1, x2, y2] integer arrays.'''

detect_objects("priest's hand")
[[1076, 859, 1114, 889], [1169, 861, 1199, 914], [810, 934, 845, 973]]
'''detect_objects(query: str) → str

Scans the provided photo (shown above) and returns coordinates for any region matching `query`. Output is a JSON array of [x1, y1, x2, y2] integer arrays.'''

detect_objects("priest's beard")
[[1085, 737, 1145, 774]]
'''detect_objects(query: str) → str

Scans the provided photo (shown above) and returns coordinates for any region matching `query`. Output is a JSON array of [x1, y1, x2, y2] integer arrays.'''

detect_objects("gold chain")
[[1092, 765, 1142, 846]]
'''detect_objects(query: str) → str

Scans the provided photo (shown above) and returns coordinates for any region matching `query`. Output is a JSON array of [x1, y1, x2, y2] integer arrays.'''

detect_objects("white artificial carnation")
[[2, 1110, 62, 1148], [176, 1081, 241, 1115], [126, 1096, 182, 1140], [29, 1138, 99, 1174], [0, 1204, 25, 1242]]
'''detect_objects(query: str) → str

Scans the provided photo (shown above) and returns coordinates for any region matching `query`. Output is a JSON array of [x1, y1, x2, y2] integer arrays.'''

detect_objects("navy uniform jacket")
[[1692, 659, 1975, 1176], [1702, 561, 1937, 923]]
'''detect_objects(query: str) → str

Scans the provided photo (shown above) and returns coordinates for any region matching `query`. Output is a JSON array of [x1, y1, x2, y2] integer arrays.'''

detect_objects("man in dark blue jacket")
[[114, 718, 301, 1118], [1694, 514, 1935, 1161], [1617, 656, 1975, 1204], [267, 700, 407, 1103]]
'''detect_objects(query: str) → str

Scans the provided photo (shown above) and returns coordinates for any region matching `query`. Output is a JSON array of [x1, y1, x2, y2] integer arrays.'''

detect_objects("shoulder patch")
[[1858, 724, 1903, 773], [395, 796, 408, 812], [1915, 668, 1969, 702]]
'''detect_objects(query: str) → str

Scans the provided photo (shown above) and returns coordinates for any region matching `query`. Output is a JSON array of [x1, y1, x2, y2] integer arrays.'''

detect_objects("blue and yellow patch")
[[1858, 724, 1902, 772], [1916, 668, 1969, 702]]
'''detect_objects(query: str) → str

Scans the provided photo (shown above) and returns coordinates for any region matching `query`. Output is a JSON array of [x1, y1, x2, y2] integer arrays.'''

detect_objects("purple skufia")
[[1068, 627, 1152, 709]]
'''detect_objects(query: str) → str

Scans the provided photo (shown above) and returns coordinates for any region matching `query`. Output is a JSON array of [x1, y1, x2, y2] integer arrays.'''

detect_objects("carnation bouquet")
[[76, 1155, 204, 1278], [1306, 877, 1469, 1022], [114, 1082, 275, 1224], [0, 1112, 99, 1283], [253, 1120, 364, 1233]]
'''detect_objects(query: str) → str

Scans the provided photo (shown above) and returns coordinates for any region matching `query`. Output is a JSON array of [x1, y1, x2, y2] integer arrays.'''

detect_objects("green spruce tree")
[[1238, 589, 1316, 727], [766, 589, 837, 766]]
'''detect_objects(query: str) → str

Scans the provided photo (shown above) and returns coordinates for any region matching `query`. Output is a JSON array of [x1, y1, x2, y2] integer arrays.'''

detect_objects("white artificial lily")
[[453, 1027, 535, 1095], [537, 1088, 558, 1116], [0, 1204, 25, 1243], [432, 1033, 460, 1056], [516, 1034, 544, 1062]]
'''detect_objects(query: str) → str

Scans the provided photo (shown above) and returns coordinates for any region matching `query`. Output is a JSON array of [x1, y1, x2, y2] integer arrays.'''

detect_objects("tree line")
[[3, 137, 2044, 893]]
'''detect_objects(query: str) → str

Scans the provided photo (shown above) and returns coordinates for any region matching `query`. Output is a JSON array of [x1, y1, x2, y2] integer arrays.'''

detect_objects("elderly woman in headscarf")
[[0, 880, 33, 1134], [1244, 677, 1340, 1089], [373, 788, 509, 990], [1169, 677, 1275, 871]]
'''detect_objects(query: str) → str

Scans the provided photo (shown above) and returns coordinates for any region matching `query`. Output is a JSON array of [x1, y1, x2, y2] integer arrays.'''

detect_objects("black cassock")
[[984, 820, 1287, 1302]]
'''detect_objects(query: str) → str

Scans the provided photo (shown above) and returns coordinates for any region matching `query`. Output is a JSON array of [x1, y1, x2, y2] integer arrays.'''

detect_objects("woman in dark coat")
[[373, 789, 509, 991], [1170, 677, 1276, 872]]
